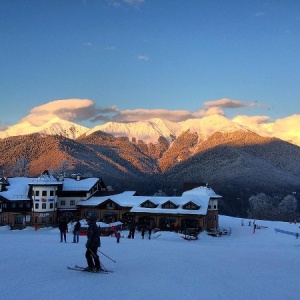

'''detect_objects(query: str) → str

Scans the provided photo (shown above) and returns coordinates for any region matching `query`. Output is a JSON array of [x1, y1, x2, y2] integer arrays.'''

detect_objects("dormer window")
[[161, 201, 178, 209], [140, 200, 157, 208], [183, 201, 200, 210], [106, 201, 115, 209]]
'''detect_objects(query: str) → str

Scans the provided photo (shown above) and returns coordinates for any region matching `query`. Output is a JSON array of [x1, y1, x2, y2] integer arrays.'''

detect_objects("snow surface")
[[1, 215, 300, 300]]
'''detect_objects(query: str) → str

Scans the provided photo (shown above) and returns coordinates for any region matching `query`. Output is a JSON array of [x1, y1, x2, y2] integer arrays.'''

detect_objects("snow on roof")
[[0, 177, 32, 200], [77, 191, 138, 207], [182, 186, 222, 198], [0, 176, 100, 201], [78, 187, 220, 215], [62, 178, 99, 191]]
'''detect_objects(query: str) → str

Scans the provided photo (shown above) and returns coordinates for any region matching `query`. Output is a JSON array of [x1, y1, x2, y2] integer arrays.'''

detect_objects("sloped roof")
[[61, 178, 100, 191], [78, 186, 221, 216], [0, 176, 100, 201], [0, 177, 32, 201]]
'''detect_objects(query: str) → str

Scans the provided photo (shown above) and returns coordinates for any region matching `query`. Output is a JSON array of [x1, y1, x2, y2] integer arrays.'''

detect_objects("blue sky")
[[0, 0, 299, 129]]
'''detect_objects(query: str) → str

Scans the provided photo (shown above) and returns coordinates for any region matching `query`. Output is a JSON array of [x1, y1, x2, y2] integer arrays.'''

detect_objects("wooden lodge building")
[[0, 170, 221, 231]]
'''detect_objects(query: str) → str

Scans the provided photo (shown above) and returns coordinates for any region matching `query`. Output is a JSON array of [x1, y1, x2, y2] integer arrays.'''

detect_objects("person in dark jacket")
[[59, 218, 68, 242], [85, 215, 101, 271], [73, 218, 81, 243]]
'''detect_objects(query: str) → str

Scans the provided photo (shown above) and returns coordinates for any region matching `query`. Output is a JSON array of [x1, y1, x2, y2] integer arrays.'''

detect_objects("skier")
[[59, 218, 68, 242], [84, 215, 101, 271], [73, 217, 81, 243]]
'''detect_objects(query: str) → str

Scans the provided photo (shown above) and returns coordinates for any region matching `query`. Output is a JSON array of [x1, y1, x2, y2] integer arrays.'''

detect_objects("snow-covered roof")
[[0, 176, 100, 201], [77, 191, 139, 207], [61, 178, 100, 191], [78, 187, 221, 216], [0, 177, 32, 200]]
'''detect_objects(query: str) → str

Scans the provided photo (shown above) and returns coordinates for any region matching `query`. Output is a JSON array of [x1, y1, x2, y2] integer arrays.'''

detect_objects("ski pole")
[[100, 261, 108, 272], [98, 250, 116, 263]]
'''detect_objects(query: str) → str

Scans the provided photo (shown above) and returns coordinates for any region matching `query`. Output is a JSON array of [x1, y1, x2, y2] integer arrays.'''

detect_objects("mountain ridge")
[[1, 114, 298, 146], [1, 116, 300, 217]]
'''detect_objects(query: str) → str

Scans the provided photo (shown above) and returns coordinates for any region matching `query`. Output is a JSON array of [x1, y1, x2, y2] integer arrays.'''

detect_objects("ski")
[[67, 266, 112, 273]]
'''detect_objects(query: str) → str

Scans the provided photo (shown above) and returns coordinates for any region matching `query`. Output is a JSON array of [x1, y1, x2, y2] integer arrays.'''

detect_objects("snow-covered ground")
[[1, 215, 300, 300]]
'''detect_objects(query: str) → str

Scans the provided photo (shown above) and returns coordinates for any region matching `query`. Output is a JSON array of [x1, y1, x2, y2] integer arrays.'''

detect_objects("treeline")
[[247, 193, 298, 222]]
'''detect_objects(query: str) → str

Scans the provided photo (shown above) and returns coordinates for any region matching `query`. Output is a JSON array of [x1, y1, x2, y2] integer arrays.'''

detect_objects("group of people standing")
[[58, 217, 81, 243], [128, 225, 152, 240]]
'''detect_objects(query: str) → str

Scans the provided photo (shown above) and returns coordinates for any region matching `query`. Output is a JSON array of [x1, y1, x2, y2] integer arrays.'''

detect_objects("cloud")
[[17, 97, 263, 128], [232, 114, 300, 145], [83, 42, 93, 48], [204, 98, 249, 109], [19, 99, 114, 127], [104, 46, 116, 51], [254, 12, 265, 17], [124, 0, 144, 5], [0, 121, 10, 131], [107, 0, 144, 8], [137, 55, 150, 61]]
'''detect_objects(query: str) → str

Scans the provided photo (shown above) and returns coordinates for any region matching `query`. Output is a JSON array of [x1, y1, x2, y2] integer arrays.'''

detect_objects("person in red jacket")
[[115, 230, 121, 243]]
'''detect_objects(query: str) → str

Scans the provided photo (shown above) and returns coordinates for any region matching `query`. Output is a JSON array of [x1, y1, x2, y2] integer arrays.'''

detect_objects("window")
[[19, 203, 23, 208], [61, 201, 66, 206], [214, 205, 217, 209], [2, 203, 7, 208], [35, 203, 39, 209], [70, 200, 75, 206], [42, 203, 46, 209], [35, 190, 40, 196], [11, 203, 16, 208], [1, 217, 7, 222], [50, 191, 54, 196], [140, 200, 157, 208], [182, 201, 199, 210], [26, 203, 31, 208], [15, 216, 24, 224], [106, 201, 115, 209], [161, 201, 178, 209], [50, 203, 54, 209], [42, 191, 47, 196], [208, 205, 211, 209]]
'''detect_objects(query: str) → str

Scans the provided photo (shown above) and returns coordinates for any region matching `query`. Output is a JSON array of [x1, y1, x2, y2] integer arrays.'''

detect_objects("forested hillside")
[[0, 130, 300, 217]]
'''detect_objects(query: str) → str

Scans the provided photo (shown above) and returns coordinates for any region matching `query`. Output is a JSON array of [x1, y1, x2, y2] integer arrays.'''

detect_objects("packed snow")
[[1, 215, 300, 300]]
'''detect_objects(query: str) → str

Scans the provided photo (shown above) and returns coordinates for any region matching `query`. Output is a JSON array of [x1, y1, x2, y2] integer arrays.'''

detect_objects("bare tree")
[[278, 195, 298, 222], [11, 157, 29, 177]]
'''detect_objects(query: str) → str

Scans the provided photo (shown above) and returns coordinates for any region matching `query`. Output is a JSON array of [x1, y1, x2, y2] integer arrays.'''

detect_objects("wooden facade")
[[0, 172, 221, 232]]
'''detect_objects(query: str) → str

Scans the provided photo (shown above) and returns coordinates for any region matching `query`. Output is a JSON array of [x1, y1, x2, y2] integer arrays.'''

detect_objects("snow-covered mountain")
[[0, 114, 299, 147], [0, 117, 89, 140]]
